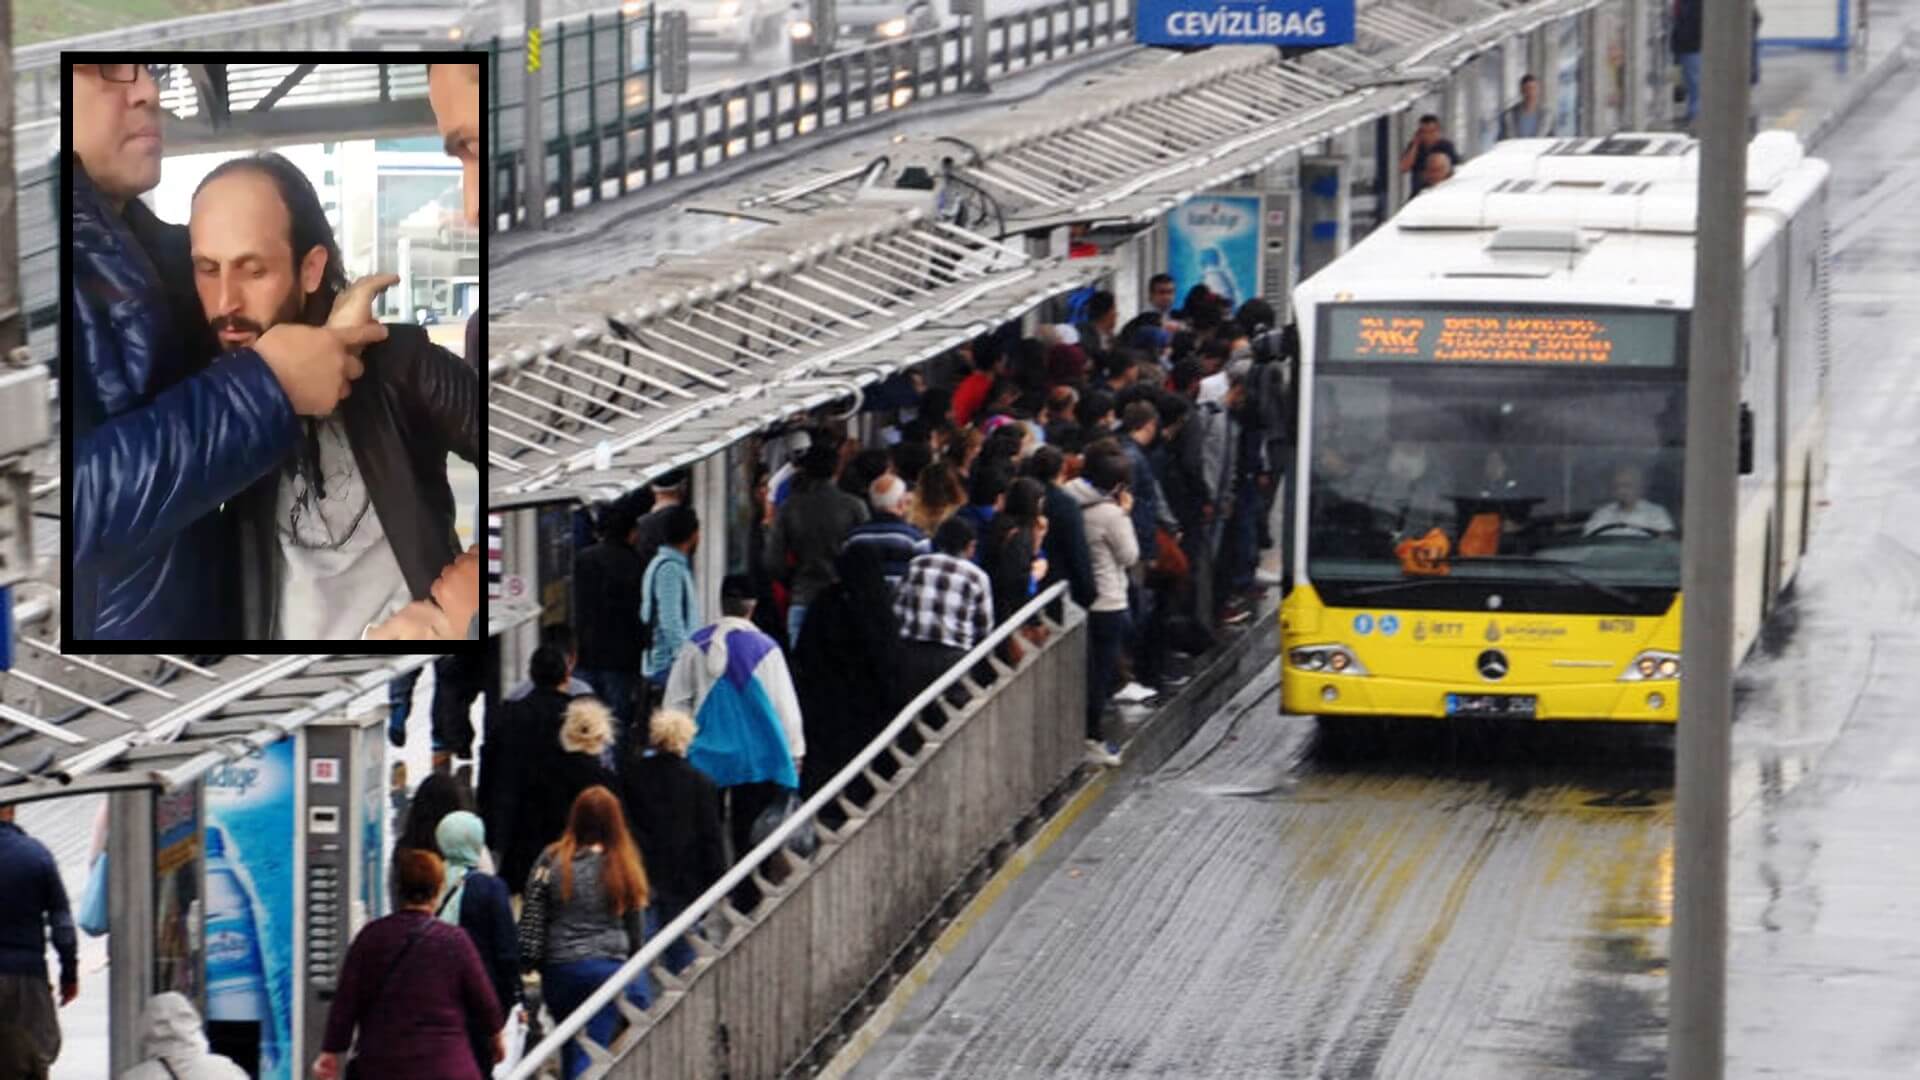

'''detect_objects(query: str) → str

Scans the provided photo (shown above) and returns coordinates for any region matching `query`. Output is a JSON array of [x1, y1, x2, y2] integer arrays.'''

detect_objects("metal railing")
[[487, 6, 656, 232], [12, 0, 352, 125], [507, 581, 1088, 1078], [491, 0, 1133, 231]]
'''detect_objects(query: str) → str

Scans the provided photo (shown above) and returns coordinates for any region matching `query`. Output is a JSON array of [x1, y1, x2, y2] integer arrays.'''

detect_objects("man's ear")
[[299, 246, 329, 297]]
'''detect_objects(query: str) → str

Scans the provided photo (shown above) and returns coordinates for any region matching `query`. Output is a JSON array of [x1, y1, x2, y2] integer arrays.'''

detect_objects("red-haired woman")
[[520, 785, 653, 1079]]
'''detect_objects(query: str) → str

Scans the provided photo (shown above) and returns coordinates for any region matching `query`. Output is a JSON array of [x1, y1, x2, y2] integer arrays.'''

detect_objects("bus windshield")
[[1305, 314, 1686, 612]]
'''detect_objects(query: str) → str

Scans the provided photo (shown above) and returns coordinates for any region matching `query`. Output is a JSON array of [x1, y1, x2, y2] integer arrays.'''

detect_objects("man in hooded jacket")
[[119, 993, 248, 1080], [664, 576, 806, 863]]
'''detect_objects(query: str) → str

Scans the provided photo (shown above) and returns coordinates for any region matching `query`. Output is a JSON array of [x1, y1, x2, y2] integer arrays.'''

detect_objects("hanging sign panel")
[[1135, 0, 1355, 47]]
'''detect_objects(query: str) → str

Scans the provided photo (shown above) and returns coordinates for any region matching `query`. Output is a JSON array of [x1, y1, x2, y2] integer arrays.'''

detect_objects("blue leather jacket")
[[69, 161, 299, 639]]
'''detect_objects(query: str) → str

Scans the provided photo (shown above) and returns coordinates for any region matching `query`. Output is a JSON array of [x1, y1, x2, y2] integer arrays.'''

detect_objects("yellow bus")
[[1281, 131, 1830, 724]]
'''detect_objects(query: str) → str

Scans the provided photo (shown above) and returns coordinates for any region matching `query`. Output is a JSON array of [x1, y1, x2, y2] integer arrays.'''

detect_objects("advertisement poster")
[[1166, 194, 1263, 317], [204, 740, 296, 1080], [152, 786, 202, 1003]]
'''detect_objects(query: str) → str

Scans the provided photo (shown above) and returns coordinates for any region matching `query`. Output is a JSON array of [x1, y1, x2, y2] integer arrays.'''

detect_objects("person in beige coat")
[[1067, 439, 1139, 764]]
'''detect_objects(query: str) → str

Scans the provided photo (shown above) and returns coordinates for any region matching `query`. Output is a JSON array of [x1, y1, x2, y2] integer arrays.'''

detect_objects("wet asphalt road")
[[848, 63, 1920, 1080]]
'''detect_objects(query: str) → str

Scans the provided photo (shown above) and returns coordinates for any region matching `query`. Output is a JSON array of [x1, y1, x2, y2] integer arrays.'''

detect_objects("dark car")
[[787, 0, 951, 63]]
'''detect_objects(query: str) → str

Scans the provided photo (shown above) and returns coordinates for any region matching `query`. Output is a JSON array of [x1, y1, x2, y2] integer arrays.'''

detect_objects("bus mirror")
[[1738, 403, 1755, 475]]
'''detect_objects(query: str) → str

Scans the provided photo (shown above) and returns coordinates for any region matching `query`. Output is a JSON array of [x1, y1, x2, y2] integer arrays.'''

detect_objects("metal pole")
[[524, 0, 547, 230], [968, 0, 991, 92], [0, 0, 22, 356], [1579, 7, 1601, 135], [1670, 0, 1748, 1076], [1624, 0, 1646, 130], [107, 790, 156, 1075]]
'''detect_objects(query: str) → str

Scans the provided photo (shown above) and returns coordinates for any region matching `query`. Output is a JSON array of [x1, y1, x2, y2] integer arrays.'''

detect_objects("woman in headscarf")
[[434, 811, 519, 1073], [791, 543, 904, 799], [393, 771, 480, 910]]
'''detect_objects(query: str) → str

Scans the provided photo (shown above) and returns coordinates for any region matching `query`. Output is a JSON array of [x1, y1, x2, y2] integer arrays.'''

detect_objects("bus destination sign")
[[1325, 306, 1680, 368]]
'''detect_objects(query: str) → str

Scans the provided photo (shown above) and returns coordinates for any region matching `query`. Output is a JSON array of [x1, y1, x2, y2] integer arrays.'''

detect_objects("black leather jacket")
[[233, 324, 480, 639]]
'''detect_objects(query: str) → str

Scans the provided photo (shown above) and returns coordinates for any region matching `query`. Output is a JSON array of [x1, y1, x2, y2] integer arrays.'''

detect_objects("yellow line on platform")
[[817, 768, 1117, 1080]]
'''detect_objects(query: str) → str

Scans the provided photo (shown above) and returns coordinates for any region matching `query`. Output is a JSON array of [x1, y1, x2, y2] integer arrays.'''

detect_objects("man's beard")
[[222, 287, 351, 510], [210, 289, 309, 349]]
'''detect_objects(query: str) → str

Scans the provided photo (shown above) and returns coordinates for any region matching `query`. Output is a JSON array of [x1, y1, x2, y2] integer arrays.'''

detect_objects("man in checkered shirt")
[[893, 517, 994, 702]]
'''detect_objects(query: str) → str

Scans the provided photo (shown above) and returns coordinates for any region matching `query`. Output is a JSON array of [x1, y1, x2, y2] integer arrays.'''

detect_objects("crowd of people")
[[573, 274, 1302, 782], [310, 276, 1305, 1072], [2, 276, 1304, 1080], [313, 685, 726, 1080]]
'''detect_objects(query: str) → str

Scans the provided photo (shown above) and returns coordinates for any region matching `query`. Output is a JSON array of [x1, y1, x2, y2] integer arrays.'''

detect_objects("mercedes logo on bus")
[[1476, 649, 1510, 681]]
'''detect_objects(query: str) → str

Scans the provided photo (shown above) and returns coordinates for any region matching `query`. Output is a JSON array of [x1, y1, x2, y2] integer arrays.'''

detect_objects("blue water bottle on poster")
[[203, 825, 274, 1026]]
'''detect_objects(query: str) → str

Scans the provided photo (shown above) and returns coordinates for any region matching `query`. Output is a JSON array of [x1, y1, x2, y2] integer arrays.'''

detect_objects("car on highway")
[[787, 0, 953, 63], [347, 0, 501, 49], [656, 0, 791, 60]]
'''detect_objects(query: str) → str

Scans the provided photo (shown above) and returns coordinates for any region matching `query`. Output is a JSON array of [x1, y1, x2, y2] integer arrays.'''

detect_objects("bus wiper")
[[1453, 555, 1638, 605], [1347, 577, 1456, 598]]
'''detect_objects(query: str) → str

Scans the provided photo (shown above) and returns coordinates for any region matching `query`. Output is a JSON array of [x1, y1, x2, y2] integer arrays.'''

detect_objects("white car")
[[659, 0, 789, 59], [347, 0, 499, 49]]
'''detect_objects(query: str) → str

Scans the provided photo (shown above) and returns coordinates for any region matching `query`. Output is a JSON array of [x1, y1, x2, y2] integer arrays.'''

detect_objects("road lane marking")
[[817, 767, 1114, 1080]]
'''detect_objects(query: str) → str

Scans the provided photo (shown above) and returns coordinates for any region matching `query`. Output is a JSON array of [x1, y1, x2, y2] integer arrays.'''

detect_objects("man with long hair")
[[68, 62, 382, 638], [187, 152, 479, 638]]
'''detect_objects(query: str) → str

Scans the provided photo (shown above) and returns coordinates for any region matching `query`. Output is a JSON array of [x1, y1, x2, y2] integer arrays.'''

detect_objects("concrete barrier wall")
[[609, 604, 1087, 1078]]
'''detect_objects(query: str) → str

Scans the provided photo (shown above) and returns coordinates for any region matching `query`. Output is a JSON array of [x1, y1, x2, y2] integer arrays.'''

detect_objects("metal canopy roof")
[[937, 0, 1612, 230], [156, 61, 443, 153], [488, 206, 1111, 509], [939, 46, 1377, 224], [0, 645, 438, 806], [695, 0, 1610, 232]]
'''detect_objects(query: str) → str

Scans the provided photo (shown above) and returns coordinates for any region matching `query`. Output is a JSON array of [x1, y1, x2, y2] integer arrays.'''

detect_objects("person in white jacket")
[[1067, 441, 1139, 764], [664, 575, 806, 864], [119, 993, 248, 1080]]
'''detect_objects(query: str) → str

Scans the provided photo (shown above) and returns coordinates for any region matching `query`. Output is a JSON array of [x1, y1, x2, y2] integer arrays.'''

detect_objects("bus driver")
[[1583, 464, 1676, 538]]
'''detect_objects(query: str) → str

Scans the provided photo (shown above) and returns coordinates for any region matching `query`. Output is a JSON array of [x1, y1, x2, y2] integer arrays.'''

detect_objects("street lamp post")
[[1669, 1, 1750, 1077]]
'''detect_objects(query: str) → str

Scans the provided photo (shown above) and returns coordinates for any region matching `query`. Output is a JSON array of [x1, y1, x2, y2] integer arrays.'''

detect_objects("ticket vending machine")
[[1258, 182, 1299, 325], [294, 709, 391, 1076]]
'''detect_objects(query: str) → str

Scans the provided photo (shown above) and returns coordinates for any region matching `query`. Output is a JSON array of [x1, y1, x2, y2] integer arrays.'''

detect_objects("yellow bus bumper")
[[1281, 671, 1679, 723]]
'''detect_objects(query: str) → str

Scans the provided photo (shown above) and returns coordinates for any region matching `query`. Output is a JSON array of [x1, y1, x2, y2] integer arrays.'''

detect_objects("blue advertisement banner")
[[1166, 194, 1264, 317], [1135, 0, 1354, 47], [204, 740, 296, 1080]]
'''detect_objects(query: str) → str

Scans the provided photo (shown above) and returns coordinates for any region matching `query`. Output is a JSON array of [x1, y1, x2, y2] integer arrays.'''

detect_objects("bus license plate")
[[1445, 693, 1537, 718]]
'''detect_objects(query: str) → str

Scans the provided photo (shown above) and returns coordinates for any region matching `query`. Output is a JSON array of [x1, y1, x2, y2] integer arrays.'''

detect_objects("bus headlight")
[[877, 16, 909, 36], [447, 26, 465, 40], [1289, 645, 1367, 676], [1619, 650, 1680, 681], [789, 18, 815, 38]]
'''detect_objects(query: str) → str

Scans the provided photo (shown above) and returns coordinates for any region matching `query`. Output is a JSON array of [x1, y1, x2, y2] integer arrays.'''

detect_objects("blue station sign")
[[1134, 0, 1355, 47]]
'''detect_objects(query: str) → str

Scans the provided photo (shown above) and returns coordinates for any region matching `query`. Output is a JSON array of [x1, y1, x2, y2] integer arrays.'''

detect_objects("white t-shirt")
[[1583, 500, 1676, 536], [274, 417, 413, 640]]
